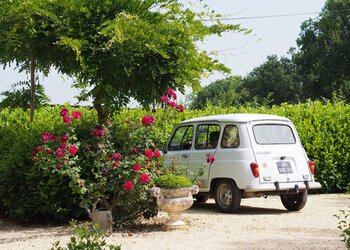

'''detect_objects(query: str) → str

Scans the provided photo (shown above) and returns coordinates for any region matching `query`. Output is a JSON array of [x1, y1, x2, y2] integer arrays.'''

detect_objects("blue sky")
[[0, 0, 326, 105]]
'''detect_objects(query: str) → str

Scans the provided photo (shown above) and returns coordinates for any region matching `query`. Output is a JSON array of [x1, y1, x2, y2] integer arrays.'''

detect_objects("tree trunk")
[[29, 58, 35, 123]]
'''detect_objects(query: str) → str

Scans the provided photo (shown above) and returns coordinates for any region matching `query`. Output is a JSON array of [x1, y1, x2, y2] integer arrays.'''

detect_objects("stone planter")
[[80, 199, 113, 234], [150, 185, 199, 230]]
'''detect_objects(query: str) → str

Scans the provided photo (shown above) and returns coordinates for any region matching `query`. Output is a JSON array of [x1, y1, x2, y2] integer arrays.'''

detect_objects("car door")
[[187, 124, 221, 189], [164, 125, 194, 170]]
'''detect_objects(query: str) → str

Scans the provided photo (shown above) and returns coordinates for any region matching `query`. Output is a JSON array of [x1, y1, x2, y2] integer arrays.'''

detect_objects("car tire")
[[195, 194, 210, 203], [280, 189, 308, 211], [214, 179, 241, 213]]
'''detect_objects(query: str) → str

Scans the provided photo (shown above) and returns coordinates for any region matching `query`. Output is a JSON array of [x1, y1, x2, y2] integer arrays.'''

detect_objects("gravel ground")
[[0, 193, 349, 250]]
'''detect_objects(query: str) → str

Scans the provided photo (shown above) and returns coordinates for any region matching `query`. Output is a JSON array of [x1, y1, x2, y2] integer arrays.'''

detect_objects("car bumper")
[[244, 181, 321, 192]]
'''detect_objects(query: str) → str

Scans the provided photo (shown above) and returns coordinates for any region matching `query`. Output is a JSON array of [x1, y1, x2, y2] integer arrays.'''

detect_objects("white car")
[[164, 113, 321, 212]]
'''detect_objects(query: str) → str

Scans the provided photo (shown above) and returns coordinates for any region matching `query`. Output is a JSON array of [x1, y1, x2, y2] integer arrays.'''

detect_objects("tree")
[[50, 0, 244, 123], [0, 81, 50, 109], [243, 55, 303, 105], [293, 0, 350, 100], [189, 76, 247, 109], [0, 0, 76, 122]]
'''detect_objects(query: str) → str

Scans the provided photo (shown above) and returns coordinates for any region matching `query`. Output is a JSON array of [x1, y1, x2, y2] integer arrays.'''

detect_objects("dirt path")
[[0, 193, 349, 250]]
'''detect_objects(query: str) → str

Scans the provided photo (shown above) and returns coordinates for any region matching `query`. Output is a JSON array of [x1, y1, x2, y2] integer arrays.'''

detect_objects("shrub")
[[155, 174, 193, 188]]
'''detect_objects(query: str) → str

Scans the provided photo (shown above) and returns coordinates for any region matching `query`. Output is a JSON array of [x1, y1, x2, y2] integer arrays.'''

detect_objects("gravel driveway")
[[1, 193, 349, 250]]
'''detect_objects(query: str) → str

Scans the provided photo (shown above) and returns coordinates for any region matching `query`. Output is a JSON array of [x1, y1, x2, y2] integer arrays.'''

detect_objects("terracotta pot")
[[150, 185, 199, 230]]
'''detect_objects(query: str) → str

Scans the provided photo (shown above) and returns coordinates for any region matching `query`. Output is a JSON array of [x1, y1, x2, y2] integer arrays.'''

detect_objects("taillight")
[[308, 160, 315, 175], [250, 162, 259, 177]]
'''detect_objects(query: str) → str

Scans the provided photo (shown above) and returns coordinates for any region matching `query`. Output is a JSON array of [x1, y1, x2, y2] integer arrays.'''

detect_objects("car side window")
[[195, 124, 221, 149], [168, 126, 194, 151], [221, 125, 240, 148]]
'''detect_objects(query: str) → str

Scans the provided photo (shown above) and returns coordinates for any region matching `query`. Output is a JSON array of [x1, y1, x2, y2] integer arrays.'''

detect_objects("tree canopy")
[[0, 0, 245, 123]]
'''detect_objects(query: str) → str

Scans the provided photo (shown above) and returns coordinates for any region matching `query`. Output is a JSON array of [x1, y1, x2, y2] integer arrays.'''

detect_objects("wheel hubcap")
[[218, 184, 232, 207]]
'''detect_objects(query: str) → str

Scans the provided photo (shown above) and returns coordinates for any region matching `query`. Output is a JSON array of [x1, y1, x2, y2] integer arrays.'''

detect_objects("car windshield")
[[253, 124, 295, 144]]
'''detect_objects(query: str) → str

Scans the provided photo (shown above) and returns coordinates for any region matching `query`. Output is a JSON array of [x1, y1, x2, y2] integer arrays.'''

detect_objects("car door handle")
[[181, 154, 188, 158]]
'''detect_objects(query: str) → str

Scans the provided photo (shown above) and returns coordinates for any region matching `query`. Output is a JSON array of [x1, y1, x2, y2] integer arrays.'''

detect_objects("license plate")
[[277, 161, 293, 174]]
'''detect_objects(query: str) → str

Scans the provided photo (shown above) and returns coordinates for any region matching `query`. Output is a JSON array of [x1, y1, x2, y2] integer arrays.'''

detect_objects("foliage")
[[292, 0, 350, 100], [243, 55, 303, 105], [0, 81, 50, 109], [155, 174, 193, 188], [335, 208, 350, 249], [189, 76, 248, 109], [51, 220, 121, 250], [1, 100, 350, 223]]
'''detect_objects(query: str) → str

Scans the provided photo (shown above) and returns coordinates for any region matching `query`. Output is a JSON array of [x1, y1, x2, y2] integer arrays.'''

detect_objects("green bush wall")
[[0, 100, 349, 222]]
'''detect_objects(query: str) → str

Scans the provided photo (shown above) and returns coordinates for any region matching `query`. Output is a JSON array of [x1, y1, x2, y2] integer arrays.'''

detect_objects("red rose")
[[41, 132, 54, 143], [46, 149, 53, 155], [69, 145, 78, 155], [176, 104, 184, 112], [63, 115, 71, 124], [91, 128, 106, 138], [142, 116, 156, 126], [56, 148, 65, 158], [113, 152, 122, 161], [144, 149, 153, 159], [161, 95, 169, 102], [71, 111, 82, 120], [133, 164, 141, 171], [60, 108, 69, 117], [154, 150, 162, 159], [168, 101, 176, 108], [140, 173, 150, 184], [124, 181, 134, 191], [33, 145, 43, 155], [207, 154, 216, 164], [131, 147, 139, 154], [152, 108, 157, 113], [61, 134, 69, 143], [59, 143, 67, 149], [56, 163, 62, 170]]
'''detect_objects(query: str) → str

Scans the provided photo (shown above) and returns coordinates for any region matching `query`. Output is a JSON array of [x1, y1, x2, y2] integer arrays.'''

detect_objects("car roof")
[[180, 113, 291, 124]]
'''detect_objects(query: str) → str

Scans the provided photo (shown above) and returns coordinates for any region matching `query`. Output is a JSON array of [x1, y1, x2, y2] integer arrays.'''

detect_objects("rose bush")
[[32, 88, 184, 227]]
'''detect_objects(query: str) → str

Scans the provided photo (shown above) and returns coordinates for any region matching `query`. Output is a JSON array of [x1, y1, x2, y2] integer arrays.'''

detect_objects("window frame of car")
[[194, 123, 221, 150], [221, 124, 240, 148], [167, 125, 194, 151]]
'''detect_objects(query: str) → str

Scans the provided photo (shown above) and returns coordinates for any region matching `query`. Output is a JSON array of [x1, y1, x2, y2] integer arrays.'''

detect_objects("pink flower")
[[113, 153, 122, 161], [154, 150, 162, 159], [56, 163, 62, 170], [144, 149, 153, 159], [176, 104, 184, 112], [69, 145, 78, 155], [140, 173, 150, 184], [124, 181, 134, 191], [33, 145, 43, 155], [41, 132, 54, 143], [59, 143, 67, 149], [133, 164, 141, 171], [60, 108, 69, 117], [63, 115, 71, 124], [207, 154, 216, 164], [166, 88, 177, 99], [61, 134, 69, 143], [168, 101, 176, 108], [56, 148, 66, 158], [46, 149, 53, 155], [91, 127, 106, 138], [161, 95, 169, 102], [141, 116, 156, 126], [71, 111, 82, 120]]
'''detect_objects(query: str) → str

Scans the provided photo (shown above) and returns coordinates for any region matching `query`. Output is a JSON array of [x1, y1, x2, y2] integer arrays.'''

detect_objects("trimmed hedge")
[[0, 100, 349, 222]]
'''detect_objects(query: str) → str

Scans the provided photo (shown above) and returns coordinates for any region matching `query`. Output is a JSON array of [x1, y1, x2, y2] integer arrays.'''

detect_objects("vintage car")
[[164, 113, 321, 212]]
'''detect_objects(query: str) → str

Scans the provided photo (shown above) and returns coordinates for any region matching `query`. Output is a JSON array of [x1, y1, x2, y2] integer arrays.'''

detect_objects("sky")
[[0, 0, 327, 106]]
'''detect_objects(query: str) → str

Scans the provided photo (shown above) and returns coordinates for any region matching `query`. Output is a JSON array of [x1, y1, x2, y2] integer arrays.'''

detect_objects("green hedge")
[[0, 100, 349, 222]]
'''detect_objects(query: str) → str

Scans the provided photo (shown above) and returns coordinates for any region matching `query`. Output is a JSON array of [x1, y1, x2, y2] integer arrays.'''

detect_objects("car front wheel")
[[214, 179, 241, 213], [280, 189, 308, 211]]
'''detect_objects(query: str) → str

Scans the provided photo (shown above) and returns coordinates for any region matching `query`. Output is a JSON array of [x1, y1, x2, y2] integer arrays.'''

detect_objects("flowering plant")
[[32, 88, 189, 226]]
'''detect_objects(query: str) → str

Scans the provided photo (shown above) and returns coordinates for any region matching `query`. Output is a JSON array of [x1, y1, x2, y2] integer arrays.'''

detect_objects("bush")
[[0, 99, 350, 223], [155, 174, 193, 188]]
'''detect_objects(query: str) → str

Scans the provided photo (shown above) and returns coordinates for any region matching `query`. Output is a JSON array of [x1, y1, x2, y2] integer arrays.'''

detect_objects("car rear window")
[[253, 124, 296, 144]]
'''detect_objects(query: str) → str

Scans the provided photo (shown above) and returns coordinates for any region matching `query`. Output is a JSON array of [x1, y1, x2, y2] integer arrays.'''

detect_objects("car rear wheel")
[[195, 194, 210, 203], [280, 189, 308, 211], [214, 179, 241, 213]]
